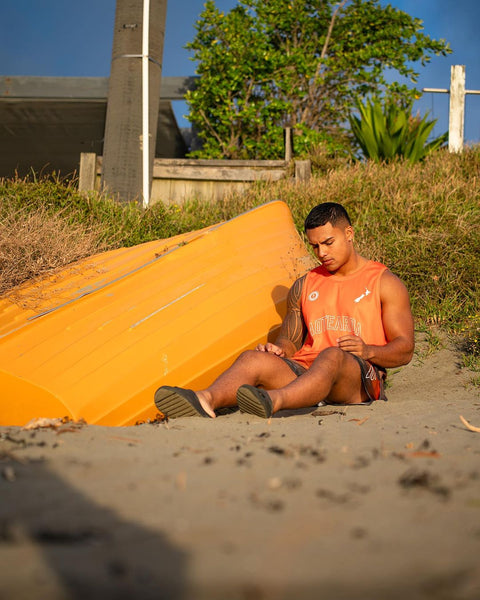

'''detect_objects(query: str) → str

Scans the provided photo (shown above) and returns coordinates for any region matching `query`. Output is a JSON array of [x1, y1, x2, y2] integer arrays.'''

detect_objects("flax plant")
[[349, 97, 447, 163]]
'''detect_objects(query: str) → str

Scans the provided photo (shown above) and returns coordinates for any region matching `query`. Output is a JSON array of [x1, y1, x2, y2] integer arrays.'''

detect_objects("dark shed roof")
[[0, 76, 195, 178]]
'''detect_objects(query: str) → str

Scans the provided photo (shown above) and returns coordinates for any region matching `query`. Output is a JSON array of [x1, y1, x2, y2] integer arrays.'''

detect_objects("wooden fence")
[[79, 153, 311, 205]]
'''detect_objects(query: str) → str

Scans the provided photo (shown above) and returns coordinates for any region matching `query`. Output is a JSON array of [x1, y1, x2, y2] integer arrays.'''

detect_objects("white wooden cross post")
[[423, 65, 480, 153]]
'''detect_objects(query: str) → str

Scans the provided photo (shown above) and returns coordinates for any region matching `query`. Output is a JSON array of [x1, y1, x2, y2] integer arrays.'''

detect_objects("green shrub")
[[349, 97, 448, 163]]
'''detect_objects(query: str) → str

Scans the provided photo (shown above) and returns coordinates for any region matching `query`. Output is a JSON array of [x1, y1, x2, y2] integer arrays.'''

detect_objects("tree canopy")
[[185, 0, 451, 159]]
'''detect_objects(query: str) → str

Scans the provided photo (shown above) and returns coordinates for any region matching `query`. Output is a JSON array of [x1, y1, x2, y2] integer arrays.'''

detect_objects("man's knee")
[[314, 346, 346, 366], [235, 349, 263, 365], [311, 347, 361, 384], [234, 349, 285, 370]]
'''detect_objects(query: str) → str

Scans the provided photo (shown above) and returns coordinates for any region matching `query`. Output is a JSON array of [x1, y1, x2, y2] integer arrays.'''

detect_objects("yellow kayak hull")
[[0, 201, 314, 426]]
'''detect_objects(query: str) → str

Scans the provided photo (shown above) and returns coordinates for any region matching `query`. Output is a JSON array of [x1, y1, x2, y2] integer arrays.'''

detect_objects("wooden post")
[[284, 127, 293, 162], [295, 160, 311, 182], [101, 0, 167, 203], [448, 65, 465, 154], [423, 65, 480, 154], [78, 153, 97, 193]]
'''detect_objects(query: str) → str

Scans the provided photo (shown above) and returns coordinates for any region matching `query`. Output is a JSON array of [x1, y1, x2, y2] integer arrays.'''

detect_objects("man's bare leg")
[[263, 347, 367, 414], [196, 350, 298, 417]]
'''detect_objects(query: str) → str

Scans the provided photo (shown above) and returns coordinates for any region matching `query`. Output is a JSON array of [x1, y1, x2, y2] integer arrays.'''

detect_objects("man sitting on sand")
[[154, 202, 414, 419]]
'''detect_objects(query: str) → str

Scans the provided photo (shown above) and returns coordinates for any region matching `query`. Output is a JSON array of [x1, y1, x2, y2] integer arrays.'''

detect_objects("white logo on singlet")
[[308, 291, 319, 301], [354, 287, 371, 303], [309, 315, 361, 337]]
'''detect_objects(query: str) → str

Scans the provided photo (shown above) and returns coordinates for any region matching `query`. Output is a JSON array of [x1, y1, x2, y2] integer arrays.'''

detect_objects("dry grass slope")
[[1, 147, 479, 364]]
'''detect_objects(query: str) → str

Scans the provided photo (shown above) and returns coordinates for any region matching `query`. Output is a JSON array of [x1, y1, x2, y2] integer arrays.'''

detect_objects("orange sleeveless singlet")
[[292, 260, 388, 369]]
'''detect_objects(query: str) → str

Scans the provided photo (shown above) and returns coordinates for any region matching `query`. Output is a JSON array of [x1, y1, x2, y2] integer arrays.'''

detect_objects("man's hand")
[[341, 270, 415, 369], [255, 342, 286, 357], [336, 334, 371, 360]]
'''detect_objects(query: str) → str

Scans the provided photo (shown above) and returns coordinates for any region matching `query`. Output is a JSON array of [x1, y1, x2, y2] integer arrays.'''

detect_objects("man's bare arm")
[[272, 276, 308, 357], [256, 276, 307, 357], [337, 270, 415, 368]]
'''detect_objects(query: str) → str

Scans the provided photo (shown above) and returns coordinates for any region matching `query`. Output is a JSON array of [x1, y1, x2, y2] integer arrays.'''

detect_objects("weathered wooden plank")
[[153, 164, 287, 181], [151, 178, 250, 204], [153, 158, 287, 168]]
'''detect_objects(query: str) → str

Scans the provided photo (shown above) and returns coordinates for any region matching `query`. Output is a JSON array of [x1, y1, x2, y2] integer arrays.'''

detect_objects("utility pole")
[[423, 65, 480, 154], [102, 0, 168, 204]]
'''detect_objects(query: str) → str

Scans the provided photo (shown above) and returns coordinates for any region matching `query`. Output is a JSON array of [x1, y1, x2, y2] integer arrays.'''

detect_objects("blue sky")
[[1, 0, 479, 142]]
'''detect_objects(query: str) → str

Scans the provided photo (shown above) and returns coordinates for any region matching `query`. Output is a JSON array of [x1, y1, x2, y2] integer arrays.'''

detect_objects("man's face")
[[306, 221, 354, 273]]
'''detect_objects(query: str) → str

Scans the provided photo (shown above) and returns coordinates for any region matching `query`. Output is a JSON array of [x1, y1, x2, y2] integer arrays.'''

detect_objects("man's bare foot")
[[195, 391, 216, 418]]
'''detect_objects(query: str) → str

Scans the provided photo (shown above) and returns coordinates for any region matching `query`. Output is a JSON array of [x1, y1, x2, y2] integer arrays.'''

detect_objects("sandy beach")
[[1, 333, 479, 600]]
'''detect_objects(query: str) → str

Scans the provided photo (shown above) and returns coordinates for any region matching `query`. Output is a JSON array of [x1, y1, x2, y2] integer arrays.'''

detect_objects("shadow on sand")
[[0, 455, 188, 599]]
